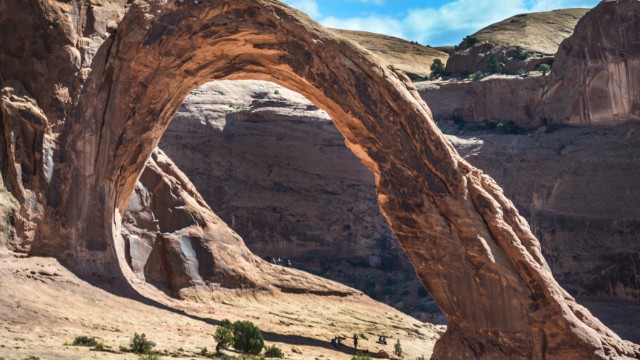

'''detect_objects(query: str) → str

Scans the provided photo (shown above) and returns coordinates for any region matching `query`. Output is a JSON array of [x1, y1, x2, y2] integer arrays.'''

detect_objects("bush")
[[352, 352, 372, 360], [513, 46, 527, 60], [130, 333, 155, 354], [138, 355, 160, 360], [264, 345, 284, 358], [232, 321, 264, 355], [220, 319, 233, 329], [429, 58, 446, 80], [470, 71, 484, 81], [394, 340, 404, 358], [72, 336, 98, 347], [462, 35, 478, 47], [487, 53, 503, 74], [538, 63, 551, 75], [214, 325, 234, 353]]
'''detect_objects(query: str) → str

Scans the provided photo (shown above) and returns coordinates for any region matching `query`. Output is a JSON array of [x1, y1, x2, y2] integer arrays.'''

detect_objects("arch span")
[[7, 0, 639, 359]]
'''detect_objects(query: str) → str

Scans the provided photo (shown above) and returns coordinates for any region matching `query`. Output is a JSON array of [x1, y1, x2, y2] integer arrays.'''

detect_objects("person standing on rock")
[[353, 334, 358, 351]]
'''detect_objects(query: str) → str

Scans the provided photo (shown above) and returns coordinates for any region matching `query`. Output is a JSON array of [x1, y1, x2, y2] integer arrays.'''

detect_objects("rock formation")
[[448, 125, 640, 301], [445, 8, 588, 75], [0, 1, 638, 359]]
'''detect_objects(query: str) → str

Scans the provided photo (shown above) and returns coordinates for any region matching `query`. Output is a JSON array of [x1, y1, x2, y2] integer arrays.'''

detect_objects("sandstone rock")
[[446, 9, 588, 75], [448, 125, 640, 301], [542, 0, 640, 124], [0, 0, 637, 359]]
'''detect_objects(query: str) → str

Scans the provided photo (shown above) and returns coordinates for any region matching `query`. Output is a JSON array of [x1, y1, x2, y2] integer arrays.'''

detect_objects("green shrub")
[[359, 332, 368, 340], [429, 58, 446, 79], [220, 319, 233, 329], [21, 357, 40, 360], [73, 335, 98, 347], [130, 333, 155, 354], [94, 342, 107, 351], [214, 325, 234, 353], [264, 345, 284, 358], [470, 71, 484, 81], [352, 352, 372, 360], [394, 339, 404, 358], [487, 53, 503, 74], [232, 321, 264, 355], [513, 46, 527, 60], [138, 355, 160, 360], [538, 63, 551, 75], [515, 69, 525, 76], [462, 35, 478, 47]]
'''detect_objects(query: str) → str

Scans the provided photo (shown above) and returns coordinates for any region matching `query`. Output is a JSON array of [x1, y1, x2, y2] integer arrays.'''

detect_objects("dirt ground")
[[0, 254, 443, 360]]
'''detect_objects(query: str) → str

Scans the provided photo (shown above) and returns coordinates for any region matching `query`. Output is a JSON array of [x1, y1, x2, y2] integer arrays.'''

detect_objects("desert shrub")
[[394, 340, 404, 358], [138, 354, 160, 360], [130, 333, 156, 354], [94, 342, 107, 351], [462, 35, 478, 47], [538, 63, 551, 75], [359, 332, 368, 340], [232, 321, 264, 355], [264, 345, 284, 358], [429, 58, 446, 79], [416, 356, 427, 360], [220, 319, 233, 329], [73, 336, 98, 347], [21, 357, 40, 360], [215, 325, 234, 353], [513, 46, 527, 60], [487, 53, 503, 73], [515, 69, 525, 76], [352, 352, 372, 360], [470, 71, 484, 81]]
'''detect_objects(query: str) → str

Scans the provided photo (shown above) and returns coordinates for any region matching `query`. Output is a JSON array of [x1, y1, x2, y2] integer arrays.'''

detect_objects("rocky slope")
[[446, 8, 588, 74], [333, 29, 449, 80], [0, 0, 637, 359]]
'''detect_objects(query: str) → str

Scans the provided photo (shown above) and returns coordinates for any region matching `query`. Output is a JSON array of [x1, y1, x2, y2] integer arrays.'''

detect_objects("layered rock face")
[[449, 126, 640, 301], [0, 1, 638, 359], [445, 9, 588, 75], [542, 0, 640, 124]]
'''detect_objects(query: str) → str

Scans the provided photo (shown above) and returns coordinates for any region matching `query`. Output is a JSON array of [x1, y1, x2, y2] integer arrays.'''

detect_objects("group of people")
[[270, 257, 292, 267], [330, 333, 387, 350]]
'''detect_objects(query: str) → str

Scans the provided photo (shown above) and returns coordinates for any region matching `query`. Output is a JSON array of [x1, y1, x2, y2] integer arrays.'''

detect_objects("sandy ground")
[[0, 254, 443, 360]]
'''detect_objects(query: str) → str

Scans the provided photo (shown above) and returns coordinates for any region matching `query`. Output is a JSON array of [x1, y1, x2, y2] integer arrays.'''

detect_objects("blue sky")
[[282, 0, 601, 46]]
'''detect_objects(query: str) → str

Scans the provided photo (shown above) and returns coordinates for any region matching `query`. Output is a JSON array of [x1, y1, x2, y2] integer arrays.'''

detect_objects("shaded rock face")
[[122, 148, 354, 296], [449, 125, 640, 301], [445, 9, 588, 75], [159, 80, 426, 311], [1, 1, 638, 359]]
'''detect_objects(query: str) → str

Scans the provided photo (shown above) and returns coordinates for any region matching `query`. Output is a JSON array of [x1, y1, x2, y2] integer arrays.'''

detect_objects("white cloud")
[[529, 0, 595, 12], [321, 15, 405, 38], [282, 0, 321, 18]]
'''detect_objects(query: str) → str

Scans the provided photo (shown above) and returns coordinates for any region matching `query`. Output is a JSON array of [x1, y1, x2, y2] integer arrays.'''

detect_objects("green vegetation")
[[429, 58, 446, 80], [359, 332, 368, 340], [130, 333, 156, 354], [487, 53, 503, 74], [72, 335, 98, 347], [469, 71, 484, 81], [462, 35, 478, 47], [232, 321, 265, 355], [352, 352, 372, 360], [394, 339, 404, 358], [215, 324, 235, 353], [264, 345, 284, 358], [137, 355, 160, 360], [538, 63, 551, 75], [21, 357, 40, 360], [513, 46, 527, 60]]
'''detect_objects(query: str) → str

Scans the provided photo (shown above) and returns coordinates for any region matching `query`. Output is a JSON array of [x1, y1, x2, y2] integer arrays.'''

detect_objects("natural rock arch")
[[1, 0, 638, 359]]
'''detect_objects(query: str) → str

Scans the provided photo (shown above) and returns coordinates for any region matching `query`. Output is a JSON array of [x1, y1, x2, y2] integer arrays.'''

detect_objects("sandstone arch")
[[1, 0, 638, 359]]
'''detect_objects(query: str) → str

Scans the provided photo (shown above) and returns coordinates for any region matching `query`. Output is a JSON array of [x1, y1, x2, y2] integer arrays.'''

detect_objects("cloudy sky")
[[281, 0, 600, 46]]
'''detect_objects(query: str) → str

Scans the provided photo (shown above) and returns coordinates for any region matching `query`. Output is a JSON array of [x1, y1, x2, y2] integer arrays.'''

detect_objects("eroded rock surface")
[[0, 0, 638, 359], [449, 126, 640, 301]]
